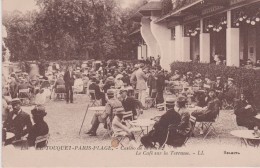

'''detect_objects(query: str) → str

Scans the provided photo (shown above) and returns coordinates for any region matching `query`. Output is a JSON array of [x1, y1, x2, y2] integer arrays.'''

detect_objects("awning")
[[155, 0, 203, 23]]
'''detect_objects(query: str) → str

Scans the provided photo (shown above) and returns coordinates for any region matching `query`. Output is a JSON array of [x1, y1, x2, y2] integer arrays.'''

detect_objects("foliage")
[[170, 62, 260, 102], [161, 0, 173, 15], [3, 0, 143, 61]]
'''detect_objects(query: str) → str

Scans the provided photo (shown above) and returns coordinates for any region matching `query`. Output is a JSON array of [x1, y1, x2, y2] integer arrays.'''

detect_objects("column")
[[226, 10, 240, 67], [150, 16, 172, 70], [137, 46, 142, 60], [175, 25, 182, 61], [182, 36, 190, 61], [199, 19, 211, 63], [140, 17, 158, 58]]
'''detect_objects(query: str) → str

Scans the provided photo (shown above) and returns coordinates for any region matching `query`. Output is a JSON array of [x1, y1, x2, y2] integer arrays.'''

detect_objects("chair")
[[35, 134, 50, 149], [160, 116, 197, 149], [196, 110, 220, 139], [145, 91, 157, 109], [156, 103, 165, 111], [18, 88, 31, 105], [55, 85, 66, 100], [88, 90, 99, 106]]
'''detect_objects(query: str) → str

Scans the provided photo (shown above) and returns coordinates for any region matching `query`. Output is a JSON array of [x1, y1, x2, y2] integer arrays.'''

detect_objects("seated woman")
[[73, 74, 84, 93], [34, 89, 46, 105], [54, 74, 66, 93], [112, 107, 137, 147], [234, 93, 260, 130], [27, 105, 49, 148]]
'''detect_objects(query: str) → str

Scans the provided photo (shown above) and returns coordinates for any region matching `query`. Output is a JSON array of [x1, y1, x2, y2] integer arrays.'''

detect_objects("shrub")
[[170, 62, 260, 106]]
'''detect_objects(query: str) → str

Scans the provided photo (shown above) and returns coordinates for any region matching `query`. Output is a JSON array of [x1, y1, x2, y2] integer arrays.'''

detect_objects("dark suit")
[[89, 82, 106, 106], [3, 110, 32, 145], [64, 71, 75, 103], [122, 97, 137, 118], [141, 109, 181, 148], [234, 100, 259, 129], [27, 121, 49, 147]]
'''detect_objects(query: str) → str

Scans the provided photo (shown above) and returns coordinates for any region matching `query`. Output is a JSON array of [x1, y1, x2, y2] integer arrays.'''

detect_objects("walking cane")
[[79, 104, 90, 135]]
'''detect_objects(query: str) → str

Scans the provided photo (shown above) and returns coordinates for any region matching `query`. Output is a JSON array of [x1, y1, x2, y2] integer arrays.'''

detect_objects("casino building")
[[130, 0, 260, 70]]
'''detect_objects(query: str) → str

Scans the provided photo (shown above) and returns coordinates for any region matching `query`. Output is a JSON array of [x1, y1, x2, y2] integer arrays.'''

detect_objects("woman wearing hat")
[[234, 93, 260, 130], [27, 105, 49, 147], [112, 107, 136, 145], [172, 96, 192, 146]]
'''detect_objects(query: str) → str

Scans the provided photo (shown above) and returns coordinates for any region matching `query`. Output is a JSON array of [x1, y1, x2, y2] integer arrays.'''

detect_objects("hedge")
[[170, 62, 260, 105]]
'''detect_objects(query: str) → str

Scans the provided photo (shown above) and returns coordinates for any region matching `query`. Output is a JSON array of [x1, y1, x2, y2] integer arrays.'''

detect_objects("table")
[[79, 106, 105, 135], [230, 130, 260, 147], [129, 119, 156, 135], [255, 114, 260, 119]]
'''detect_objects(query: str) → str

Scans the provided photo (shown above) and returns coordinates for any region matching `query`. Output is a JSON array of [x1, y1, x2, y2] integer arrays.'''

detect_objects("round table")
[[230, 130, 260, 147], [129, 119, 156, 135], [255, 114, 260, 119]]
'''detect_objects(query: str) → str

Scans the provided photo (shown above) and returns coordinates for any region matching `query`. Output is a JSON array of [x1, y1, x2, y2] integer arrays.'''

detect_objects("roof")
[[138, 1, 162, 13], [129, 11, 143, 22]]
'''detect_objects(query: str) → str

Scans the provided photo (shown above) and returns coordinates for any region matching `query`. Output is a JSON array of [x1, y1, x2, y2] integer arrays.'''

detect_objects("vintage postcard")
[[2, 0, 260, 167]]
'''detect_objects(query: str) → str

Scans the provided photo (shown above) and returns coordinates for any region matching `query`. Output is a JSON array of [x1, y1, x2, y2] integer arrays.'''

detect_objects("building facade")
[[133, 0, 260, 70]]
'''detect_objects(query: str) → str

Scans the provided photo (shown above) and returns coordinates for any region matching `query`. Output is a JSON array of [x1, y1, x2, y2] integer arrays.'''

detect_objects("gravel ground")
[[21, 94, 248, 148]]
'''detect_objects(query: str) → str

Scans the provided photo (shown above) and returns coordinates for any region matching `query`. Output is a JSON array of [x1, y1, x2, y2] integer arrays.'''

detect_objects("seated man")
[[27, 105, 49, 148], [234, 93, 260, 130], [112, 107, 137, 147], [86, 89, 123, 136], [119, 89, 138, 120], [223, 78, 238, 103], [3, 98, 32, 145], [191, 89, 220, 134], [141, 98, 181, 148], [89, 78, 106, 106], [192, 89, 220, 120]]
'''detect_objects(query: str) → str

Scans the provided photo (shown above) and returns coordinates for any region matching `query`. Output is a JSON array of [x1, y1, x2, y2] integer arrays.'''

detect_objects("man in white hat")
[[134, 63, 148, 106], [86, 89, 123, 136]]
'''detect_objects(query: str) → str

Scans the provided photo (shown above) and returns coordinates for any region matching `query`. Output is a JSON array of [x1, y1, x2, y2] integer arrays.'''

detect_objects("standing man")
[[135, 63, 147, 106], [63, 65, 75, 103]]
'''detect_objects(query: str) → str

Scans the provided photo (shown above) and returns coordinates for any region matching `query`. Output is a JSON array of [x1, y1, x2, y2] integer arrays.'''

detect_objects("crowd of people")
[[2, 58, 260, 149]]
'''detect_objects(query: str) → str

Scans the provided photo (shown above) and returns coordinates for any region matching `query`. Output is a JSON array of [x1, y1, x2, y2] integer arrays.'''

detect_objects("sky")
[[2, 0, 144, 12], [2, 0, 38, 12]]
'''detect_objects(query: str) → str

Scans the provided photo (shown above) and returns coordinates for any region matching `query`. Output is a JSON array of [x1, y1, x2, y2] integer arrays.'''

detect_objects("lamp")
[[246, 18, 251, 24], [236, 22, 240, 26], [251, 20, 256, 25]]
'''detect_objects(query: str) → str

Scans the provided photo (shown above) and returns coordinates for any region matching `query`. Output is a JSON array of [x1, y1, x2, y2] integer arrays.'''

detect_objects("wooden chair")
[[196, 109, 220, 139], [18, 88, 31, 105], [55, 85, 66, 100], [35, 134, 50, 149], [88, 90, 99, 106]]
